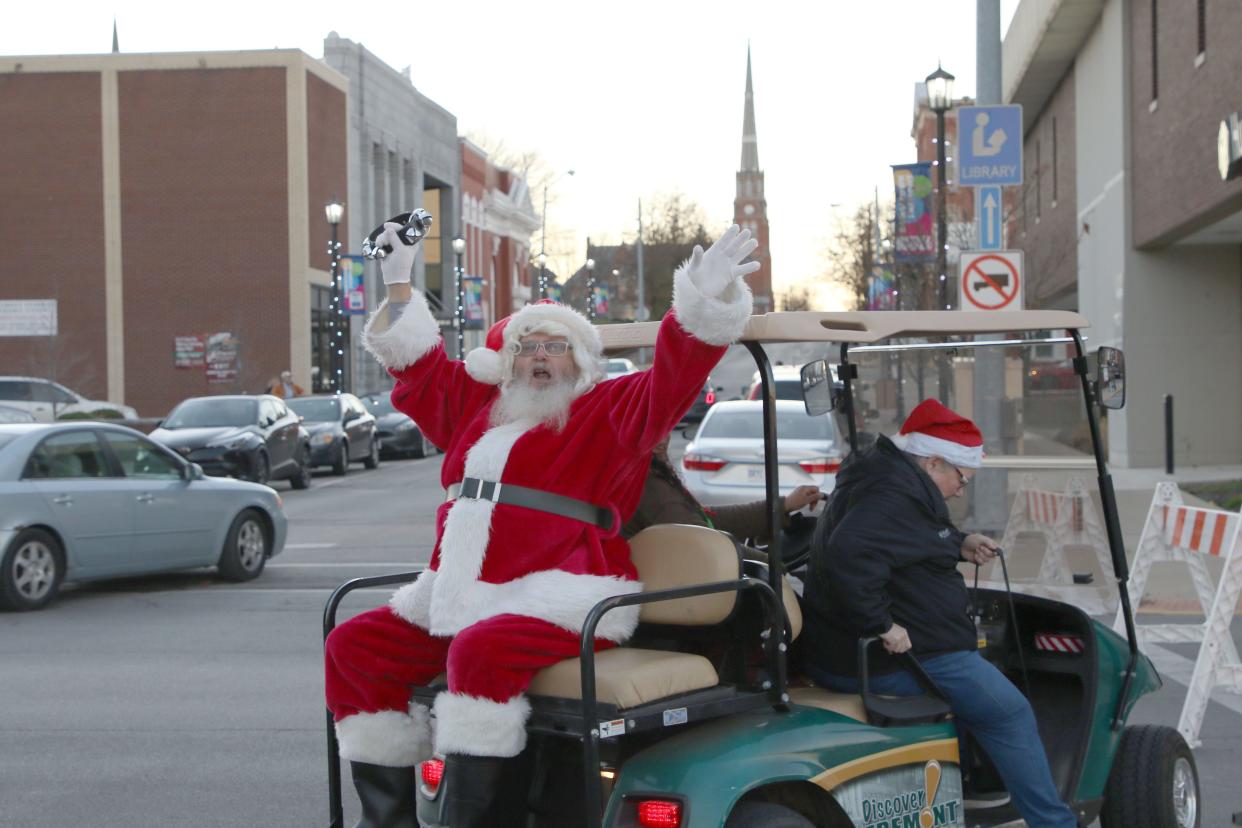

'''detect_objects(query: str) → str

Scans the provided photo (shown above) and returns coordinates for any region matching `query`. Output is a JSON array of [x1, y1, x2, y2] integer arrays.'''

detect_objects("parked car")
[[149, 395, 311, 489], [0, 422, 287, 610], [678, 377, 719, 426], [744, 364, 830, 401], [681, 399, 841, 506], [287, 393, 380, 475], [0, 405, 35, 424], [0, 376, 139, 422], [602, 358, 638, 380], [360, 393, 438, 459]]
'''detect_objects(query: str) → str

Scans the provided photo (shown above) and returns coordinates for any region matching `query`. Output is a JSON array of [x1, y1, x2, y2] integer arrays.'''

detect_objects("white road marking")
[[283, 543, 339, 549]]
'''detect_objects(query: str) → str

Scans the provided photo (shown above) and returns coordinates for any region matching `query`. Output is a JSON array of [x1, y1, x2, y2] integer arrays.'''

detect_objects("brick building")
[[1005, 0, 1242, 467], [0, 50, 348, 418]]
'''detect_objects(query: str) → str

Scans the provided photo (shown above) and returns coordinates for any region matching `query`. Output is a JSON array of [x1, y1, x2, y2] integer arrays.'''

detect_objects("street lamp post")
[[452, 235, 466, 358], [925, 64, 955, 312], [537, 170, 575, 300], [324, 200, 345, 394], [584, 258, 596, 321]]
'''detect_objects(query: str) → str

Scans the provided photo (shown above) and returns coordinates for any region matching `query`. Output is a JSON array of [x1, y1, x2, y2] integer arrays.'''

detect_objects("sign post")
[[959, 250, 1024, 312]]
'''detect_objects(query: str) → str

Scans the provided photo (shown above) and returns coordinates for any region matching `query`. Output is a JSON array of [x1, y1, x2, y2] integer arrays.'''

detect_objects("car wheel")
[[725, 802, 815, 828], [0, 528, 64, 611], [1100, 725, 1199, 828], [332, 441, 349, 476], [415, 433, 433, 459], [250, 451, 270, 485], [217, 509, 268, 582], [363, 436, 380, 469], [290, 445, 312, 490]]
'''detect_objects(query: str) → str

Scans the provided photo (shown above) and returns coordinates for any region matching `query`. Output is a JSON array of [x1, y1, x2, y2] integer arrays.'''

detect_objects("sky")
[[2, 0, 1017, 309]]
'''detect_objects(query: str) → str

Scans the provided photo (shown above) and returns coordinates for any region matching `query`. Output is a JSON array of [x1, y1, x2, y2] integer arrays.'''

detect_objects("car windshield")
[[701, 410, 834, 442], [164, 398, 257, 429], [363, 396, 396, 415], [288, 398, 341, 422]]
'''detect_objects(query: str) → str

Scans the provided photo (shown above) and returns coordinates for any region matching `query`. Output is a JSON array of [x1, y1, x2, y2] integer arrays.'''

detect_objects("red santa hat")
[[895, 398, 984, 468], [464, 300, 603, 392]]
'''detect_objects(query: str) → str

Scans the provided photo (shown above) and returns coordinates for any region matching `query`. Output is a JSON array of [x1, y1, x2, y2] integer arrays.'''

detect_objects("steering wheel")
[[779, 512, 818, 572]]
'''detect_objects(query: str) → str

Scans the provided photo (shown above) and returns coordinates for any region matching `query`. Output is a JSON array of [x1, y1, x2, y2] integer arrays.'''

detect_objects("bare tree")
[[824, 202, 892, 311], [633, 193, 712, 320], [780, 287, 813, 311]]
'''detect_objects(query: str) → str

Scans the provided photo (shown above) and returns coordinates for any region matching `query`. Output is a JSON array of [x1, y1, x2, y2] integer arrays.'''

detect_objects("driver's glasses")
[[515, 340, 571, 357]]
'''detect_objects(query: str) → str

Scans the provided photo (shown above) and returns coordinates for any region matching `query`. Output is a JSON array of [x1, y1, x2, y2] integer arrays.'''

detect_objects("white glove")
[[378, 222, 417, 286], [685, 225, 761, 298]]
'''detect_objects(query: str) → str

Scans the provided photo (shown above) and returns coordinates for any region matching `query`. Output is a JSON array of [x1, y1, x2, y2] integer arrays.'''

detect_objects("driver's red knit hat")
[[897, 398, 984, 468]]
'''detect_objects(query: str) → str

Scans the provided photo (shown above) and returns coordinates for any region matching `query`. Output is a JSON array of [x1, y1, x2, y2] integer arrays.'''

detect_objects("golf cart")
[[323, 310, 1196, 828]]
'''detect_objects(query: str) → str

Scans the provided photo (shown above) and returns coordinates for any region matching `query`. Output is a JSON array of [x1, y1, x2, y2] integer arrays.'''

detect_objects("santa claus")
[[325, 220, 758, 827]]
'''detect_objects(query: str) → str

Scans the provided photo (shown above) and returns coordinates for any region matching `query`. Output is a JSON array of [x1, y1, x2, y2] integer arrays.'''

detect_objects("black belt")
[[447, 477, 615, 532]]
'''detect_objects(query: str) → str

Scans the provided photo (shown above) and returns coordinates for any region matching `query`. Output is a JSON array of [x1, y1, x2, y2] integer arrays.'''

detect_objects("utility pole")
[[636, 198, 645, 322]]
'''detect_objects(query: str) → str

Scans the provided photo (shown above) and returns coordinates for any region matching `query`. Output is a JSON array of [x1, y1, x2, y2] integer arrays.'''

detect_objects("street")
[[2, 452, 1240, 827]]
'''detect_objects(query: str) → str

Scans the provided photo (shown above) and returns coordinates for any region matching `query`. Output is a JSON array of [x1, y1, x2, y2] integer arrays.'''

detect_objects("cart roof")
[[599, 310, 1089, 351]]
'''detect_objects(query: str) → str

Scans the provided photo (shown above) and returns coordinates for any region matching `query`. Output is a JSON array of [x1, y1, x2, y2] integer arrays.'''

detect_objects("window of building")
[[1197, 0, 1206, 57], [1150, 0, 1159, 104], [310, 285, 335, 393]]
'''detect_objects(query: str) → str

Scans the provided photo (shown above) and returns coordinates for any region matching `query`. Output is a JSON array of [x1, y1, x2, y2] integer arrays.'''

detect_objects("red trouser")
[[326, 606, 612, 762]]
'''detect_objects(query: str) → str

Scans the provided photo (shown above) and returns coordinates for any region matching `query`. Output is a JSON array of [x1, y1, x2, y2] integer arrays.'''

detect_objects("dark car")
[[360, 393, 438, 459], [149, 395, 311, 489], [678, 378, 719, 426], [287, 394, 380, 475]]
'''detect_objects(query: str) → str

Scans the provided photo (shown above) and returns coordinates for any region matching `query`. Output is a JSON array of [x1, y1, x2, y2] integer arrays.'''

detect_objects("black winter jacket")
[[801, 435, 975, 677]]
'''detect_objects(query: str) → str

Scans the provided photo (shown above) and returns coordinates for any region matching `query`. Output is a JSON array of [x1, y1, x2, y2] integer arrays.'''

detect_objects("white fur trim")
[[895, 431, 984, 468], [389, 571, 435, 628], [362, 292, 442, 370], [464, 347, 504, 384], [335, 701, 433, 766], [671, 262, 753, 345], [433, 692, 531, 757]]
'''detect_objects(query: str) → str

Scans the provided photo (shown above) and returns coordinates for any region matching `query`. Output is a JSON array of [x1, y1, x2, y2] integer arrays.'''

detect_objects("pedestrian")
[[324, 221, 759, 828], [268, 370, 304, 399], [800, 398, 1080, 828]]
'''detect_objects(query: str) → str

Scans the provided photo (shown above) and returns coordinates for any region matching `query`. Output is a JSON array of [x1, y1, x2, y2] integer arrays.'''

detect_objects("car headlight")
[[396, 420, 417, 431], [314, 432, 336, 445]]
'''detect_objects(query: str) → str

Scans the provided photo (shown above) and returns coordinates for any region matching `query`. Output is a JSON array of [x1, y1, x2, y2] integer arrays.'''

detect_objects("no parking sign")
[[959, 250, 1024, 311]]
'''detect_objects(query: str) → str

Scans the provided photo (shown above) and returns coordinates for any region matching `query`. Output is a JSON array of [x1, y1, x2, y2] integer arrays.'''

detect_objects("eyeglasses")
[[948, 463, 973, 486], [514, 340, 572, 357]]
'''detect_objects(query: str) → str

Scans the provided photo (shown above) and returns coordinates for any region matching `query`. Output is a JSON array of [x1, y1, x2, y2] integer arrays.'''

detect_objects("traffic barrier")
[[987, 475, 1116, 614], [1114, 482, 1242, 747]]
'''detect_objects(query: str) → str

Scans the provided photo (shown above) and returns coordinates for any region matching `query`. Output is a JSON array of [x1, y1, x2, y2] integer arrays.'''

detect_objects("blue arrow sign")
[[977, 186, 1003, 250], [957, 105, 1023, 186]]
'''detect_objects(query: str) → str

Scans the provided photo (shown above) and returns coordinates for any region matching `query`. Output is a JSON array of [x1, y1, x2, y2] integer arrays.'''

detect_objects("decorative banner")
[[546, 284, 563, 303], [867, 267, 897, 311], [204, 332, 240, 384], [174, 335, 206, 368], [342, 255, 367, 315], [592, 285, 610, 317], [892, 163, 935, 263], [463, 277, 484, 329], [0, 299, 57, 336]]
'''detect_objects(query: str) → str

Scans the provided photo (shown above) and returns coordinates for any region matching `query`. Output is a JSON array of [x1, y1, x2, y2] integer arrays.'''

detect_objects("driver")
[[325, 223, 758, 828], [800, 399, 1080, 828]]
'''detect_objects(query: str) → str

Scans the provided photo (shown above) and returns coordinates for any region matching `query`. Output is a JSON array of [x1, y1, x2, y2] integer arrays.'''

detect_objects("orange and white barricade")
[[992, 475, 1116, 614], [1113, 482, 1242, 747]]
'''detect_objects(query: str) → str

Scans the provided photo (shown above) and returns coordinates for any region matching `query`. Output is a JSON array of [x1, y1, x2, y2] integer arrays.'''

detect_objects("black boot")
[[350, 761, 417, 828], [441, 753, 508, 828]]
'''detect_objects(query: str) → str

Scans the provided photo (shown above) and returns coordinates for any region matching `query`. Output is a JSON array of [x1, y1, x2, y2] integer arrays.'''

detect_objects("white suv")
[[0, 376, 138, 422]]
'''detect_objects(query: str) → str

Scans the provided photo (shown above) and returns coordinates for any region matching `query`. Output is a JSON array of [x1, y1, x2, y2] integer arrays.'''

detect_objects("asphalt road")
[[2, 450, 1240, 827]]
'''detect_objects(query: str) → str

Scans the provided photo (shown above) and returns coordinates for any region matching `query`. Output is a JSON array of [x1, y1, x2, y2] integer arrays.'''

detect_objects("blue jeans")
[[805, 650, 1078, 828]]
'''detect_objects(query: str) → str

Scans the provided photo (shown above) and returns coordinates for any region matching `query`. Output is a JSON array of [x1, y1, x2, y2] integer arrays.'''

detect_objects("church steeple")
[[733, 46, 772, 312]]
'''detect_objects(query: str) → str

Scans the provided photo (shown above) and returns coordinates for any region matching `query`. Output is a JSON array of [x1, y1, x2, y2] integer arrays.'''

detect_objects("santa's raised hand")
[[376, 222, 418, 286], [685, 225, 761, 298]]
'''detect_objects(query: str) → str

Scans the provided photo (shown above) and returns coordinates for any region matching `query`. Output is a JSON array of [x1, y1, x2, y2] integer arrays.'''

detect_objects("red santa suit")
[[326, 259, 753, 766]]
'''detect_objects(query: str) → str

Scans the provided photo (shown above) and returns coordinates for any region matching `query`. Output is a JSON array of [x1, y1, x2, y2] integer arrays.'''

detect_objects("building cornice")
[[1003, 0, 1104, 118]]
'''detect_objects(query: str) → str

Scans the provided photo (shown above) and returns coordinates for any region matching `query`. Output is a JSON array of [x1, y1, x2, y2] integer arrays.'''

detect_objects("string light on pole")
[[584, 258, 596, 321], [452, 235, 466, 358], [324, 199, 345, 394]]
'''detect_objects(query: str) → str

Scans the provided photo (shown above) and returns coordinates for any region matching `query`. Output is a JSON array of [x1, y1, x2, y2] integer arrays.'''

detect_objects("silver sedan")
[[0, 422, 287, 611]]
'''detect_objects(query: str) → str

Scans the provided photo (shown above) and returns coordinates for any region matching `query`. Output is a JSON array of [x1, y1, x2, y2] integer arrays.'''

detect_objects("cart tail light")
[[683, 453, 726, 472], [799, 457, 842, 474], [704, 389, 716, 405], [420, 758, 444, 791], [637, 799, 682, 828]]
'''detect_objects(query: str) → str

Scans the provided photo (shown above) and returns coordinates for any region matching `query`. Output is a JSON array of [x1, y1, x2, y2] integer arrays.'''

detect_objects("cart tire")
[[1100, 724, 1199, 828], [726, 801, 815, 828], [0, 528, 64, 611], [218, 509, 268, 581]]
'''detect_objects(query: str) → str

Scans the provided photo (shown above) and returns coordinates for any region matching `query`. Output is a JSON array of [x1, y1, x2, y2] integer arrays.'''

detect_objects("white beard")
[[491, 377, 578, 431]]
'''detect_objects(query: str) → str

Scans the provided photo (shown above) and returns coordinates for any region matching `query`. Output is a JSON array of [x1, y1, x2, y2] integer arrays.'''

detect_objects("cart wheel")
[[217, 509, 268, 582], [726, 801, 814, 828], [1100, 724, 1199, 828]]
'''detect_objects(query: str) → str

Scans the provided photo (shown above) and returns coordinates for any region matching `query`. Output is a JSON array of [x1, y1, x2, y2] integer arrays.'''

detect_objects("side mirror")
[[1096, 347, 1126, 409], [800, 360, 835, 417], [183, 462, 206, 481], [344, 410, 360, 423]]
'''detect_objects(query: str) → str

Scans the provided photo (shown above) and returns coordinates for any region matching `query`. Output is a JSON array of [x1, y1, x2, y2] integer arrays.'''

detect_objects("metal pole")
[[331, 222, 343, 395], [455, 249, 465, 359], [936, 110, 948, 312], [538, 187, 548, 300], [1164, 394, 1175, 474], [636, 198, 645, 322]]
